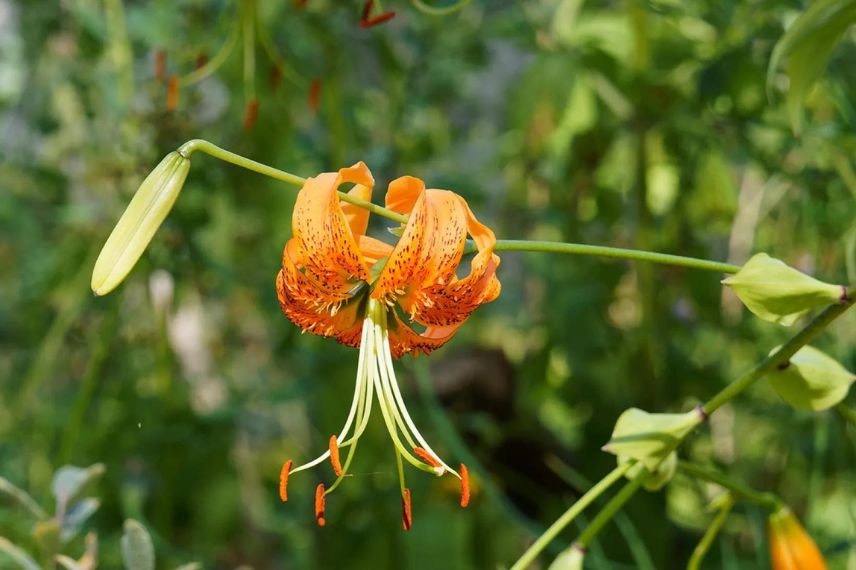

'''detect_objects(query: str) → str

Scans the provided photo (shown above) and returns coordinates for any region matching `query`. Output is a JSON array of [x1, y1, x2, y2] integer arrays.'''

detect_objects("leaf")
[[769, 345, 855, 411], [722, 253, 843, 326], [0, 536, 41, 570], [121, 519, 155, 570], [0, 476, 48, 520], [602, 408, 702, 470], [60, 498, 101, 543], [51, 464, 105, 511], [56, 554, 83, 570], [767, 0, 856, 134]]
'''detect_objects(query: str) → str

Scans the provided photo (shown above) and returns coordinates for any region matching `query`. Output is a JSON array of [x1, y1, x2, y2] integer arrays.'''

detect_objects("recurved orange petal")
[[276, 259, 364, 348], [372, 183, 468, 308], [374, 179, 500, 334], [291, 162, 375, 293], [387, 313, 464, 358]]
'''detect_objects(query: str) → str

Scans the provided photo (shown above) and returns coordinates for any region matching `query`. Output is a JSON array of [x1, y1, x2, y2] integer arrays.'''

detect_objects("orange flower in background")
[[276, 161, 499, 528], [768, 507, 827, 570]]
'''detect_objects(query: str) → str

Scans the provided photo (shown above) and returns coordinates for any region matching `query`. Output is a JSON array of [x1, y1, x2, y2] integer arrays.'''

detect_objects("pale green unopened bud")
[[91, 152, 191, 296], [602, 407, 703, 471], [620, 450, 677, 491], [548, 544, 585, 570], [769, 345, 855, 411], [722, 253, 844, 326]]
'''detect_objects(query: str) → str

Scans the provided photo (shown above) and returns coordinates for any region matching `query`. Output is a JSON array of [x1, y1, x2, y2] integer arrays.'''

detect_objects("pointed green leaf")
[[603, 408, 702, 470], [0, 476, 48, 520], [51, 464, 105, 511], [767, 0, 856, 134], [722, 253, 843, 326], [0, 536, 41, 570], [769, 345, 855, 411]]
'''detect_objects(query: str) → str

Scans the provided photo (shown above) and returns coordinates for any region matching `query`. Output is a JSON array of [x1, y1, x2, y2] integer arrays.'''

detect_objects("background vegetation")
[[1, 0, 854, 568]]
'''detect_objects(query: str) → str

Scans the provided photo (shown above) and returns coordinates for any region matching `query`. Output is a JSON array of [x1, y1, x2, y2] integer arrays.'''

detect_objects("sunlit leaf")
[[768, 0, 856, 134]]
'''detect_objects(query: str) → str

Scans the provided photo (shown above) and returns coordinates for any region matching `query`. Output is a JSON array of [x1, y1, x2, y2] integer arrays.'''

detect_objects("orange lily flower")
[[276, 161, 499, 528], [768, 507, 827, 570]]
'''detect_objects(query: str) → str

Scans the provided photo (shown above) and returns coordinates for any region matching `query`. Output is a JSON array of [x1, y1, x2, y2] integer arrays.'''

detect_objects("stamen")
[[413, 447, 441, 468], [243, 97, 259, 131], [166, 75, 179, 111], [401, 488, 413, 531], [315, 483, 326, 527], [279, 460, 293, 502], [329, 435, 343, 476], [460, 464, 470, 508]]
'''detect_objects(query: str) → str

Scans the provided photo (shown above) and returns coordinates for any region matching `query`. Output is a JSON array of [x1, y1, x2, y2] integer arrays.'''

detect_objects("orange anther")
[[308, 79, 321, 113], [459, 464, 470, 508], [166, 75, 179, 111], [329, 435, 343, 476], [243, 98, 259, 131], [154, 50, 166, 82], [315, 483, 326, 527], [279, 460, 293, 502], [413, 447, 441, 468], [402, 488, 413, 531]]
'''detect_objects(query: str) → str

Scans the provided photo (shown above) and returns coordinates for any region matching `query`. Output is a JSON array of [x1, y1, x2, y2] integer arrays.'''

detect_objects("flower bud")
[[548, 544, 585, 570], [722, 253, 843, 326], [91, 152, 190, 296], [768, 507, 827, 570], [602, 408, 703, 471], [620, 450, 678, 491], [769, 345, 855, 411]]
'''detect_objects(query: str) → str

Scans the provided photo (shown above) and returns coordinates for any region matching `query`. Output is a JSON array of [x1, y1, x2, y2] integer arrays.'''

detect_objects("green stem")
[[509, 463, 632, 570], [242, 0, 256, 101], [493, 240, 740, 274], [575, 466, 649, 548], [686, 494, 734, 570], [176, 139, 408, 223], [677, 462, 780, 511], [410, 0, 472, 16], [181, 17, 238, 86], [173, 139, 746, 271], [514, 290, 854, 568], [703, 286, 855, 416]]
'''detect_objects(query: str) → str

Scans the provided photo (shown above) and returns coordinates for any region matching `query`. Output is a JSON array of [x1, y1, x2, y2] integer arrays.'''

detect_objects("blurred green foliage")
[[1, 0, 854, 568]]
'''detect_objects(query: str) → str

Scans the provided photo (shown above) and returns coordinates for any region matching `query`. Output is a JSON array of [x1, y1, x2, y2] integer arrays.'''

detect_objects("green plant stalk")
[[575, 466, 649, 548], [703, 286, 855, 416], [494, 240, 740, 274], [677, 462, 780, 511], [411, 0, 473, 16], [103, 0, 134, 106], [512, 288, 853, 568], [508, 462, 632, 570], [686, 494, 734, 570], [176, 139, 408, 223], [177, 139, 742, 273]]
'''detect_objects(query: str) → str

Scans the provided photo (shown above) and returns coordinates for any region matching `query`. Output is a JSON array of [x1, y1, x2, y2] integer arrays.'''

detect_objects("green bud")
[[620, 450, 678, 491], [722, 253, 843, 326], [548, 544, 585, 570], [121, 519, 155, 570], [91, 152, 191, 296], [769, 345, 855, 411], [602, 407, 703, 471]]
